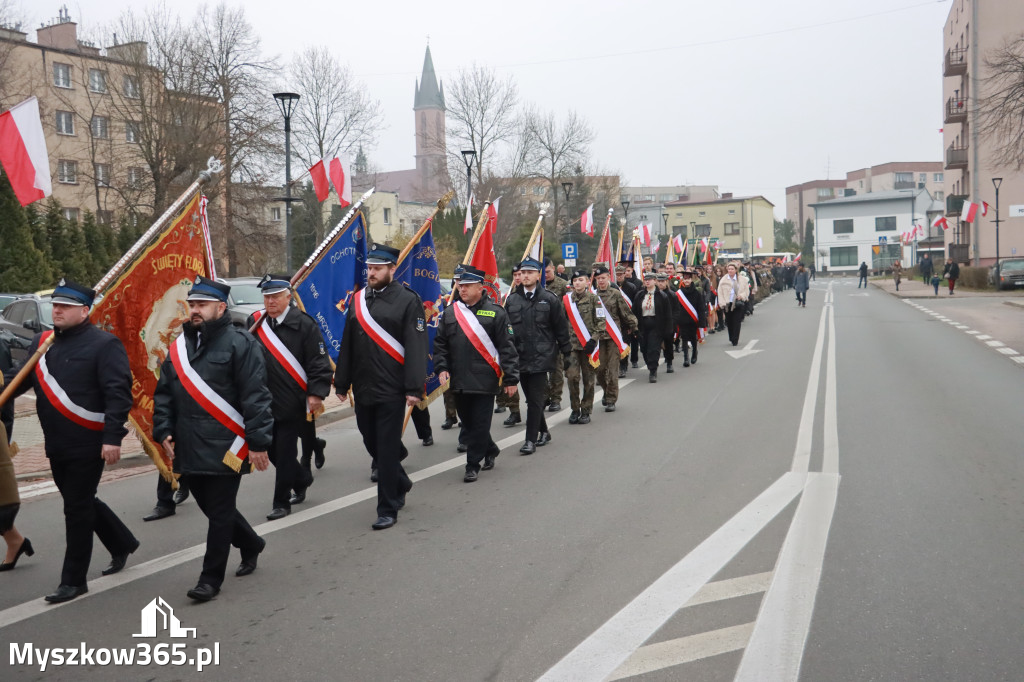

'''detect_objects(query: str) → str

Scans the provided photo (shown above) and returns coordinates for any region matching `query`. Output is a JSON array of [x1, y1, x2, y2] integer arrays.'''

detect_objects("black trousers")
[[640, 317, 663, 374], [520, 372, 549, 443], [50, 457, 138, 587], [354, 399, 412, 518], [629, 331, 640, 365], [187, 474, 262, 589], [678, 327, 698, 356], [725, 306, 745, 345], [796, 291, 806, 305], [269, 420, 311, 510], [456, 393, 498, 473], [299, 420, 318, 472], [410, 404, 432, 440], [662, 334, 675, 365], [156, 475, 190, 510]]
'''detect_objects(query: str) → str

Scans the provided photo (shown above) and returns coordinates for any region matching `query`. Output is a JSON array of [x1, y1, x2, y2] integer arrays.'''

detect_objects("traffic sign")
[[878, 236, 887, 244], [562, 243, 578, 260], [1010, 205, 1024, 218]]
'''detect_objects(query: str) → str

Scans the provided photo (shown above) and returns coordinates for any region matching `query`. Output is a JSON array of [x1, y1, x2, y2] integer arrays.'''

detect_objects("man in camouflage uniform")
[[544, 258, 570, 412], [563, 269, 602, 424], [593, 265, 636, 412]]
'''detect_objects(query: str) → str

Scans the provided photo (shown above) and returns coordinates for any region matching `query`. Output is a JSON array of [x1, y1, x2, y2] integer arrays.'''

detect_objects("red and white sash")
[[564, 294, 600, 367], [594, 292, 629, 358], [33, 331, 105, 431], [452, 301, 502, 377], [169, 334, 248, 462], [352, 287, 404, 364], [252, 310, 307, 390], [675, 289, 701, 325]]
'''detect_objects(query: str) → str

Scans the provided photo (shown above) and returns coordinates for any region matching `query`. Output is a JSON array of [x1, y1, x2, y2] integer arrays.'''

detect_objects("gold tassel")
[[9, 442, 19, 458], [222, 449, 244, 473], [306, 404, 325, 422]]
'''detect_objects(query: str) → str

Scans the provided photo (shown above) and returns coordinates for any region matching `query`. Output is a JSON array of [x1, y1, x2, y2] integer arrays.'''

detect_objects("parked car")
[[0, 295, 54, 362], [0, 293, 19, 312], [217, 277, 264, 328], [990, 259, 1024, 290]]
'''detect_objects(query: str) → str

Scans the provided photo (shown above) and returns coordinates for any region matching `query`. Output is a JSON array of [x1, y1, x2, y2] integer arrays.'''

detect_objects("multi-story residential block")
[[664, 194, 775, 259], [785, 179, 847, 240]]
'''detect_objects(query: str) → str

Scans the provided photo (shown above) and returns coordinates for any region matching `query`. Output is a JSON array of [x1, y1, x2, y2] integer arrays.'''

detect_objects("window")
[[919, 173, 927, 183], [894, 172, 913, 184], [56, 111, 75, 135], [817, 187, 834, 199], [270, 207, 282, 222], [859, 180, 863, 188], [63, 207, 80, 222], [728, 208, 736, 215], [724, 222, 740, 235], [2, 301, 26, 324], [659, 194, 674, 202], [519, 186, 527, 196], [127, 167, 144, 189], [695, 224, 712, 237], [97, 210, 113, 225], [88, 69, 106, 93], [123, 75, 140, 98], [642, 194, 654, 201], [934, 173, 944, 183], [533, 186, 544, 195], [94, 163, 111, 187], [125, 121, 140, 143], [383, 207, 391, 225], [833, 219, 853, 234], [698, 210, 706, 217], [57, 160, 78, 184], [935, 191, 944, 201], [90, 115, 108, 139], [875, 216, 897, 231], [53, 63, 72, 88], [830, 246, 858, 267]]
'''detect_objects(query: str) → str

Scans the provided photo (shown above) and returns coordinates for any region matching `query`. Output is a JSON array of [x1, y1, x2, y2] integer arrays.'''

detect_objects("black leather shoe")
[[289, 490, 306, 505], [266, 508, 290, 521], [372, 516, 396, 530], [547, 402, 561, 412], [45, 584, 88, 603], [397, 479, 413, 509], [370, 468, 379, 483], [172, 487, 190, 505], [683, 360, 690, 367], [503, 413, 521, 427], [0, 538, 34, 572], [666, 363, 674, 373], [300, 453, 312, 470], [441, 418, 456, 430], [537, 431, 552, 447], [422, 436, 433, 446], [187, 583, 219, 602], [463, 470, 478, 482], [618, 370, 626, 378], [649, 374, 657, 383], [631, 361, 639, 369], [482, 454, 496, 470], [568, 411, 580, 424], [314, 438, 326, 469], [494, 405, 506, 413], [457, 443, 468, 453], [691, 352, 698, 365], [143, 506, 174, 522], [236, 538, 265, 577], [605, 403, 616, 412], [578, 413, 591, 425], [520, 441, 536, 455], [102, 539, 139, 576]]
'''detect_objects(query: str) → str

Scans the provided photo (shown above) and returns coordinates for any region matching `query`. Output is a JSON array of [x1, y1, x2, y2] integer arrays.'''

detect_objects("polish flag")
[[672, 234, 684, 254], [636, 222, 651, 247], [650, 237, 661, 254], [581, 203, 594, 236], [487, 197, 501, 234], [463, 192, 474, 234], [793, 253, 801, 262], [981, 201, 990, 217], [700, 237, 709, 253], [328, 155, 351, 207], [932, 215, 950, 231], [961, 201, 979, 223], [0, 97, 52, 207], [309, 160, 330, 203], [756, 237, 763, 249]]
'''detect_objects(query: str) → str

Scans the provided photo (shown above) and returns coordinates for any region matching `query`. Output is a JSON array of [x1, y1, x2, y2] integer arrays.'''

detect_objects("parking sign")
[[562, 243, 578, 260]]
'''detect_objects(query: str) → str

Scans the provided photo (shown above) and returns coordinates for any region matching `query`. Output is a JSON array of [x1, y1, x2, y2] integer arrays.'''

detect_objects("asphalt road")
[[1, 282, 1021, 681]]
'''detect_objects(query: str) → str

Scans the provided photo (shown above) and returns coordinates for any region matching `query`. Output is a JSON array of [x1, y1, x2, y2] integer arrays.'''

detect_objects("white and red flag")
[[636, 222, 651, 247], [932, 215, 950, 231], [961, 201, 980, 223], [309, 160, 330, 202], [581, 203, 594, 236], [463, 192, 475, 234], [793, 252, 802, 262], [328, 155, 351, 207], [756, 237, 763, 249], [672, 234, 684, 254], [0, 97, 52, 206], [650, 237, 661, 254]]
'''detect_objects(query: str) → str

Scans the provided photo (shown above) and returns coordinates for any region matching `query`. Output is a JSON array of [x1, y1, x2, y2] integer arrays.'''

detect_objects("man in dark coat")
[[504, 257, 571, 454], [919, 254, 933, 284], [674, 268, 708, 367], [656, 273, 678, 372], [632, 272, 673, 383], [434, 265, 519, 482], [544, 258, 570, 411], [616, 263, 640, 377], [335, 244, 427, 530], [247, 274, 333, 520], [153, 276, 273, 602], [5, 279, 139, 603], [858, 261, 869, 288]]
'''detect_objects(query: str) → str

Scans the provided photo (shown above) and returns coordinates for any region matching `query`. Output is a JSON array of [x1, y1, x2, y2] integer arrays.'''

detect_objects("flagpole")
[[462, 200, 493, 264], [520, 211, 546, 262], [0, 158, 224, 410], [595, 209, 613, 267], [397, 190, 456, 266]]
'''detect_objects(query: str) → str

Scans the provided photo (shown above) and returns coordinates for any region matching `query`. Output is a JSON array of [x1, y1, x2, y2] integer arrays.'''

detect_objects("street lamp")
[[273, 92, 300, 270], [460, 149, 476, 210], [621, 199, 630, 228], [662, 212, 669, 237], [562, 181, 573, 232], [993, 177, 1002, 286]]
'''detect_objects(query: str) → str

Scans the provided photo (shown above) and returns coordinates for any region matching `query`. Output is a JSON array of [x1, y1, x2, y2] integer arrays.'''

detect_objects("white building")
[[811, 189, 939, 273]]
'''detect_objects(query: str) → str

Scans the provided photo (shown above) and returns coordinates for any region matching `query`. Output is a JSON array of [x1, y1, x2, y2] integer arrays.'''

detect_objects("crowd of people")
[[0, 248, 780, 604]]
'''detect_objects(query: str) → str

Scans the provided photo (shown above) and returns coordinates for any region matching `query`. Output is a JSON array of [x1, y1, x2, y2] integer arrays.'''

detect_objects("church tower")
[[414, 46, 447, 199]]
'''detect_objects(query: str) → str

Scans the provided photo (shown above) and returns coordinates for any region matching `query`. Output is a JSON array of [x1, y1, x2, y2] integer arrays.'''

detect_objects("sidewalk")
[[11, 392, 353, 481], [870, 276, 1024, 299]]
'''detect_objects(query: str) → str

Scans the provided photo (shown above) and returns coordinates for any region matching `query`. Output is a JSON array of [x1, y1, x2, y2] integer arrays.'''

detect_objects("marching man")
[[593, 265, 637, 412], [563, 269, 602, 424]]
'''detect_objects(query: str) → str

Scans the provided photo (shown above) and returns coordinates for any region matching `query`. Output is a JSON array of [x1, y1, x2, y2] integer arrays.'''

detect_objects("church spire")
[[414, 45, 445, 111]]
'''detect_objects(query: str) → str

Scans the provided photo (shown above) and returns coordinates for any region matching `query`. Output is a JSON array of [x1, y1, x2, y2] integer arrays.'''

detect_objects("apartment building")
[[664, 194, 775, 258], [845, 162, 945, 200], [785, 179, 846, 240], [941, 0, 1024, 265]]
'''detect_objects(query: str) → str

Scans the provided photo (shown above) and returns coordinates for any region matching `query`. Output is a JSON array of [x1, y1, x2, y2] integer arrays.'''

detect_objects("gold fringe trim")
[[222, 449, 244, 473], [9, 442, 19, 458]]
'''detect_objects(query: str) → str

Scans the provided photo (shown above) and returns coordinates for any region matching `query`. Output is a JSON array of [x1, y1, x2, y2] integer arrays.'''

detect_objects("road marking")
[[734, 473, 841, 682], [684, 572, 773, 608], [1014, 356, 1024, 364], [725, 339, 763, 359], [997, 348, 1018, 355], [605, 623, 755, 681], [956, 325, 969, 329], [823, 302, 838, 475], [18, 480, 59, 498], [536, 472, 808, 682], [791, 284, 830, 473], [967, 330, 981, 335], [985, 340, 1004, 347], [976, 334, 992, 341]]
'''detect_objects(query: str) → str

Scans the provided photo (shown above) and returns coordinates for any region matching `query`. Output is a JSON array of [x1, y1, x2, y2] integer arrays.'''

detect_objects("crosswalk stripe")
[[684, 572, 773, 608], [605, 623, 755, 681]]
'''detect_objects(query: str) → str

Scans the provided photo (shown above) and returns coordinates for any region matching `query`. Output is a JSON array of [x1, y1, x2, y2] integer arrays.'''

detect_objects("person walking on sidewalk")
[[892, 260, 902, 292], [858, 261, 869, 288], [4, 279, 139, 603], [943, 258, 960, 295], [920, 254, 934, 285]]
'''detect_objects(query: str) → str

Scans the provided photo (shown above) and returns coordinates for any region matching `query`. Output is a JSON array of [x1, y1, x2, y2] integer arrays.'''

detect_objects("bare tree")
[[445, 64, 519, 185], [524, 109, 594, 239], [0, 0, 24, 101], [978, 34, 1024, 170]]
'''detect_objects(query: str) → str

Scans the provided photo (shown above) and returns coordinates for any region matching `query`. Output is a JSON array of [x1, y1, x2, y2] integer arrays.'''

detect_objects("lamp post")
[[562, 181, 573, 233], [621, 199, 630, 229], [460, 149, 476, 211], [993, 177, 1002, 287], [273, 92, 300, 270]]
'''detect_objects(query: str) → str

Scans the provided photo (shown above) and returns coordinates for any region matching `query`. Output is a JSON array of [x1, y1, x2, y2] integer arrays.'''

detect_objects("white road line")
[[17, 481, 59, 498], [976, 334, 992, 341], [822, 304, 839, 475], [536, 472, 808, 682], [1014, 356, 1024, 364], [986, 340, 1005, 347], [997, 348, 1018, 355], [683, 572, 773, 608], [791, 287, 829, 474], [967, 330, 981, 335], [956, 325, 969, 329], [734, 473, 841, 682], [605, 623, 755, 681]]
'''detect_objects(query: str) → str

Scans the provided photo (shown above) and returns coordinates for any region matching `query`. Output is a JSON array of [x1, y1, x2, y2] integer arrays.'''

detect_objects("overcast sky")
[[27, 0, 953, 216]]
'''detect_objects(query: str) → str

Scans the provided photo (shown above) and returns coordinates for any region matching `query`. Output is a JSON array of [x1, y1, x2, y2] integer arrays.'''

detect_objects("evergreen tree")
[[44, 201, 91, 282], [80, 211, 115, 283], [803, 218, 815, 265], [116, 215, 143, 254], [0, 171, 53, 291]]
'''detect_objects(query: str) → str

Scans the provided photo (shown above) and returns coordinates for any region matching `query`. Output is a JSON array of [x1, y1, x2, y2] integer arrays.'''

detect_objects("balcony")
[[893, 180, 916, 190], [944, 96, 967, 124], [946, 193, 966, 216], [944, 47, 967, 77], [945, 143, 968, 170]]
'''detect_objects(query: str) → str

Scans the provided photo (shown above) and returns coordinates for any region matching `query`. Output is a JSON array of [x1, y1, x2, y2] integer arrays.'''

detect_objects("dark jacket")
[[674, 283, 708, 329], [334, 283, 428, 406], [504, 285, 571, 374], [793, 270, 810, 293], [434, 296, 519, 394], [859, 262, 869, 276], [247, 305, 334, 423], [618, 278, 639, 306], [632, 287, 674, 340], [944, 262, 960, 279], [920, 258, 934, 276], [153, 314, 273, 476], [5, 321, 132, 459]]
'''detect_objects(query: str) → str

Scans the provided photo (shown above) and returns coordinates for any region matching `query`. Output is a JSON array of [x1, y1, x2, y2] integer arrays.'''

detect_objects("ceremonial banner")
[[395, 223, 447, 407], [293, 211, 368, 364], [468, 199, 501, 301], [89, 192, 213, 484]]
